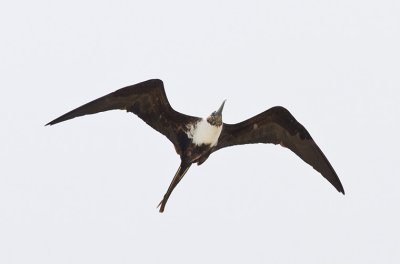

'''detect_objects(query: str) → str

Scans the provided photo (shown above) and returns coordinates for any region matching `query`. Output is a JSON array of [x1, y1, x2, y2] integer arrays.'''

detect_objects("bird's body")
[[47, 79, 344, 212], [186, 118, 223, 147]]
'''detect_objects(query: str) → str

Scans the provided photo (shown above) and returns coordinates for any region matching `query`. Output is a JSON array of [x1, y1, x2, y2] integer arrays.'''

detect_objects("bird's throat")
[[186, 119, 222, 147]]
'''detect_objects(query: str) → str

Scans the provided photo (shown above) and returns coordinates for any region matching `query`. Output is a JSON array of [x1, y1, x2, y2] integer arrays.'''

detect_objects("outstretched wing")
[[215, 106, 345, 194], [46, 79, 200, 149]]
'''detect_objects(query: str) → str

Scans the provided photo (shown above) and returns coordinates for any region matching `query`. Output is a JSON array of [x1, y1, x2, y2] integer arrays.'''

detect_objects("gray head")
[[207, 100, 226, 126]]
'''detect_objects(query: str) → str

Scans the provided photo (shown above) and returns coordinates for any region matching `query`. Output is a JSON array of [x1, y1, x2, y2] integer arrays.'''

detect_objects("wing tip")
[[45, 118, 63, 126], [335, 183, 345, 195]]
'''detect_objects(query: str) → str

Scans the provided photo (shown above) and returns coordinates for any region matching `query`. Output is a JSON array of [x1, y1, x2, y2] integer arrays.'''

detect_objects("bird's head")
[[207, 100, 226, 126]]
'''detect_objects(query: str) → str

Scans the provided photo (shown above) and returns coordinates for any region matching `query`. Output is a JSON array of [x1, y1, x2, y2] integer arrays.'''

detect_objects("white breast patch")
[[186, 119, 223, 147]]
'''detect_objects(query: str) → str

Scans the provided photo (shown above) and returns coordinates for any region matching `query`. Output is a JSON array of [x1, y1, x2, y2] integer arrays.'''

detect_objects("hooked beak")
[[216, 100, 226, 115]]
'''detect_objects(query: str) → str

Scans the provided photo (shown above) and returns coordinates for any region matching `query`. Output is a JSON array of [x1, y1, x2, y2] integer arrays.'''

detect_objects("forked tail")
[[158, 161, 192, 213]]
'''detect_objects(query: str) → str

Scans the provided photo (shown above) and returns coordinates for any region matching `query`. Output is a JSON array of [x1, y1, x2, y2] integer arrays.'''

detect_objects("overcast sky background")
[[1, 0, 399, 263]]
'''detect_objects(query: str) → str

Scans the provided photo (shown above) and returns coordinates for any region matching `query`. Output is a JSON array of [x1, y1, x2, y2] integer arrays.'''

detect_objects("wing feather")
[[215, 106, 345, 194], [46, 79, 200, 149]]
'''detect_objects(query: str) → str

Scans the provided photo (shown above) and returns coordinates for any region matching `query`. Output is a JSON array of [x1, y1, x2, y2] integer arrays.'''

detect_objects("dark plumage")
[[47, 79, 344, 212]]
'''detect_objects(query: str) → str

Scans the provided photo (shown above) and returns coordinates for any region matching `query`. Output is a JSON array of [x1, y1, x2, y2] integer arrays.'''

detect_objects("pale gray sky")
[[1, 0, 399, 263]]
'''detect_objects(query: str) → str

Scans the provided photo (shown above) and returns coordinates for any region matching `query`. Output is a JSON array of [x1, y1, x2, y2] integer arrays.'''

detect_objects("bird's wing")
[[214, 106, 345, 194], [46, 79, 200, 148]]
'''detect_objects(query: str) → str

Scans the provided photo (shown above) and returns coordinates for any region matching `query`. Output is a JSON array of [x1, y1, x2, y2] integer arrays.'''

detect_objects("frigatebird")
[[46, 79, 344, 212]]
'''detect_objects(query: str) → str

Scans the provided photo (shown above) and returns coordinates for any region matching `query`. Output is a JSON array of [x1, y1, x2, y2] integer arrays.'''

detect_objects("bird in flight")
[[46, 79, 345, 212]]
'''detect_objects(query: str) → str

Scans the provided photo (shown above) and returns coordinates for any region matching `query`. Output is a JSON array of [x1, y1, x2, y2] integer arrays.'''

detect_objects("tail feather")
[[158, 162, 192, 213]]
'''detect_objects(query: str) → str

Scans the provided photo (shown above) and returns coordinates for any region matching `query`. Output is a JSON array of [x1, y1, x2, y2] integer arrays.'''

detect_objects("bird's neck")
[[186, 119, 223, 147]]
